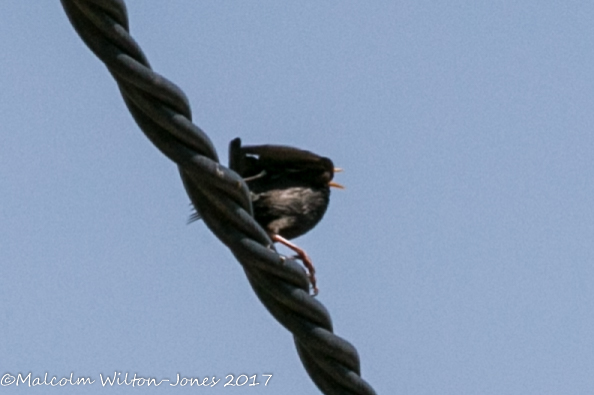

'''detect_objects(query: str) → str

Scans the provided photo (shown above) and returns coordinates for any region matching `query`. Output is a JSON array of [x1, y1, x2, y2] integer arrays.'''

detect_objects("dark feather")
[[188, 137, 341, 295], [229, 137, 337, 240]]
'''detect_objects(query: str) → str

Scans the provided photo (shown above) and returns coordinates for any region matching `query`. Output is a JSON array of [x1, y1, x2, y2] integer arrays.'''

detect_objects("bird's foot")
[[272, 234, 318, 296], [292, 253, 318, 296]]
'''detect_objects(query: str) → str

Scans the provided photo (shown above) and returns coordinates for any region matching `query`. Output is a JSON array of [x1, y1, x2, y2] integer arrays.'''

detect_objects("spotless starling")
[[228, 138, 343, 295]]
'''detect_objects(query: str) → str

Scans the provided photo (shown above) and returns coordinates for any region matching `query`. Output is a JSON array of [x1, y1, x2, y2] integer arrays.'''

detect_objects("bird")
[[227, 137, 343, 295]]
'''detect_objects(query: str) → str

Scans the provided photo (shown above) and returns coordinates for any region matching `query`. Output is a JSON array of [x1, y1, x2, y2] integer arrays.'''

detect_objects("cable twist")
[[61, 1, 376, 393]]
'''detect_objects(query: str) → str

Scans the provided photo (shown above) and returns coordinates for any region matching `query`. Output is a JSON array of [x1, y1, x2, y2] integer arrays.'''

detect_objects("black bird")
[[228, 137, 343, 295]]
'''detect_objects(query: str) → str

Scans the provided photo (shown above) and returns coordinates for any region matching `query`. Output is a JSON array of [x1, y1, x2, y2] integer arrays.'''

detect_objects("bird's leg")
[[271, 234, 318, 296]]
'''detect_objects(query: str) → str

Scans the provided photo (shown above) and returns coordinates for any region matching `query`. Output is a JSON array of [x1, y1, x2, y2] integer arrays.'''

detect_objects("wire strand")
[[60, 2, 376, 393]]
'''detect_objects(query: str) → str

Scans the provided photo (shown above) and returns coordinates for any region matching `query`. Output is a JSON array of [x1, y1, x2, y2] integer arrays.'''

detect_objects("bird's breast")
[[251, 185, 330, 240]]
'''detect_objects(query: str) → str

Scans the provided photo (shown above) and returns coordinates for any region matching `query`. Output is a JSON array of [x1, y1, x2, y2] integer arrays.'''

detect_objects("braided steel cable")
[[60, 1, 377, 394]]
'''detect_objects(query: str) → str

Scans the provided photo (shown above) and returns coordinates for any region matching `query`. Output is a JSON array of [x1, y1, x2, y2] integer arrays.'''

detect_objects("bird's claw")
[[271, 234, 319, 296], [292, 254, 318, 296]]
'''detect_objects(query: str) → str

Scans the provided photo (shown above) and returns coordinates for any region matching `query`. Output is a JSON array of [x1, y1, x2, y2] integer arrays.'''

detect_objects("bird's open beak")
[[329, 181, 345, 189], [330, 168, 344, 189]]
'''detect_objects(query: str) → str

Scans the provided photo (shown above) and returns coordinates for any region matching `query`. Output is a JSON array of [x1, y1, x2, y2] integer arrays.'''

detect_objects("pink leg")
[[272, 234, 318, 296]]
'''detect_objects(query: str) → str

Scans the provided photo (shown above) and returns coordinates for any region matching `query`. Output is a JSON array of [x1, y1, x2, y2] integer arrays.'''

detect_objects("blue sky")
[[2, 2, 594, 394]]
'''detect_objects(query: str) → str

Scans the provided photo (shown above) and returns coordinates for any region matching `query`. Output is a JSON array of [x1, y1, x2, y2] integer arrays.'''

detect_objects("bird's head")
[[295, 157, 344, 190]]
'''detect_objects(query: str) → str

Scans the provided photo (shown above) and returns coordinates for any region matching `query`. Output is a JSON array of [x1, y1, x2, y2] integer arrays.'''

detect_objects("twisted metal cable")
[[60, 1, 376, 394]]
